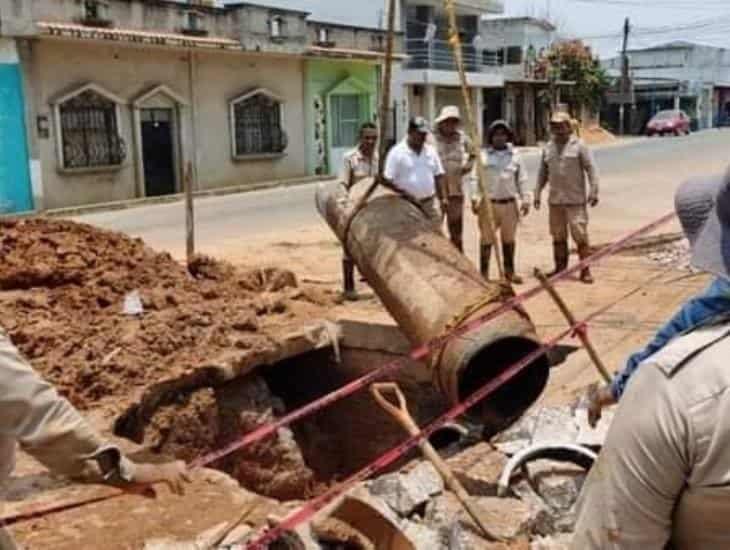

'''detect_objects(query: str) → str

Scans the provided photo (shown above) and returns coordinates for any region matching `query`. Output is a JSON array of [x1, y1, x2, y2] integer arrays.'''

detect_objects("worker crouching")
[[472, 120, 530, 284]]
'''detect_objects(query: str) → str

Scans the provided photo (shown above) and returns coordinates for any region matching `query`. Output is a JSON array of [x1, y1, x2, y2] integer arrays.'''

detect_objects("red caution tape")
[[190, 212, 676, 469], [245, 271, 657, 548]]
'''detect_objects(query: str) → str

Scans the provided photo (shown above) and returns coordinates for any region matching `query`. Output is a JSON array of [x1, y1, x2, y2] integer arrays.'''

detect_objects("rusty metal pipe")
[[316, 182, 550, 431]]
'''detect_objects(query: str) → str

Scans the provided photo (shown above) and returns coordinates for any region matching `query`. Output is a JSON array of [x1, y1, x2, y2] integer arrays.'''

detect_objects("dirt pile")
[[580, 126, 616, 146], [0, 218, 337, 413]]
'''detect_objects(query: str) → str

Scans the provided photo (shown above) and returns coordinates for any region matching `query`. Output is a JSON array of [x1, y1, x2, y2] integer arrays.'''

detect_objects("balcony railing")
[[405, 38, 502, 73]]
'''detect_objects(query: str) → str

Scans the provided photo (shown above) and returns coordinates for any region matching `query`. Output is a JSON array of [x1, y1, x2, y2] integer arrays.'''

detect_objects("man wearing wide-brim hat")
[[573, 168, 730, 549], [433, 106, 476, 252], [535, 112, 600, 283]]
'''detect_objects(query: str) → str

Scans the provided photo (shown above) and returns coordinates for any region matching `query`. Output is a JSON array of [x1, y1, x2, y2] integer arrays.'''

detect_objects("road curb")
[[9, 175, 337, 219]]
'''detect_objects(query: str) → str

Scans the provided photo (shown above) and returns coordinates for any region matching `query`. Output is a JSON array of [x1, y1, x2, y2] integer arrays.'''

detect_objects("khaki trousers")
[[419, 197, 443, 230], [479, 201, 519, 245], [549, 204, 589, 246], [445, 195, 464, 250]]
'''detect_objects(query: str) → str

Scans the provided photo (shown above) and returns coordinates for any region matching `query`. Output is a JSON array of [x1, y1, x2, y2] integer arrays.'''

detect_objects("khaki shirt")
[[536, 136, 599, 205], [341, 147, 377, 190], [434, 131, 475, 198], [573, 320, 730, 549], [0, 329, 133, 487], [471, 145, 530, 203]]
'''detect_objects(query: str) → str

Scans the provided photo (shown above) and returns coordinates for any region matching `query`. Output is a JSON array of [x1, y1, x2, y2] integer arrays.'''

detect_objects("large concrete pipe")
[[316, 182, 550, 434]]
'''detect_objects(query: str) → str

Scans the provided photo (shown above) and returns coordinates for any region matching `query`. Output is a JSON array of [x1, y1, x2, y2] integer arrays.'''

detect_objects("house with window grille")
[[0, 0, 400, 210]]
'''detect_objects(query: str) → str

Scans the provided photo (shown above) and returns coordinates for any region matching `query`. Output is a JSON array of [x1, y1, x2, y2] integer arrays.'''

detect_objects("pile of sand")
[[0, 218, 337, 413], [581, 125, 616, 146]]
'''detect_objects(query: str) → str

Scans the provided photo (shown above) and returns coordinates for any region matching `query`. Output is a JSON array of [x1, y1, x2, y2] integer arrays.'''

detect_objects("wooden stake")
[[184, 161, 195, 264], [443, 0, 504, 281], [534, 269, 612, 383]]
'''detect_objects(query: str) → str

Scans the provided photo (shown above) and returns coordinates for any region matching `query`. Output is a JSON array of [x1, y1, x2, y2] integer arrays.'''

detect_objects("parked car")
[[646, 110, 691, 137]]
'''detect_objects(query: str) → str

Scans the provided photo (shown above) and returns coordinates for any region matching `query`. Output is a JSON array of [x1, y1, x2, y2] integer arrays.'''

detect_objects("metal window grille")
[[59, 90, 125, 168], [234, 94, 286, 156]]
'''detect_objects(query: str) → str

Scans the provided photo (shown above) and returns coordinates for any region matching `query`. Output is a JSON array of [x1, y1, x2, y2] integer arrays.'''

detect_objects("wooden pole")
[[534, 269, 612, 382], [443, 0, 504, 281], [184, 161, 195, 264]]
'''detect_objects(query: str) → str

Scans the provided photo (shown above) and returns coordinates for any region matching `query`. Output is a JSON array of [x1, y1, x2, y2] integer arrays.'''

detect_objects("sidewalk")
[[15, 174, 338, 220]]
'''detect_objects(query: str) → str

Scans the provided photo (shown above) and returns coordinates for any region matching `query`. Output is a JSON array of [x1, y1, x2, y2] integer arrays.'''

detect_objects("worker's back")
[[574, 321, 730, 549]]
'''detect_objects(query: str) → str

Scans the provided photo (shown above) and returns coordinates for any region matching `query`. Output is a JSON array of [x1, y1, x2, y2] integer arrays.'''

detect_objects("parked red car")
[[646, 110, 691, 137]]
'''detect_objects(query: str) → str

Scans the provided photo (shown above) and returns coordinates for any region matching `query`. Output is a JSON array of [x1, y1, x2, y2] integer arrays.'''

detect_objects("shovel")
[[370, 383, 504, 543]]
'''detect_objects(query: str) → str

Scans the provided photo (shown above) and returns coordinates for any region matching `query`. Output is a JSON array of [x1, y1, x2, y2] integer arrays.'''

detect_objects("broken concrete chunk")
[[369, 462, 444, 516], [530, 534, 574, 549], [492, 407, 580, 456], [575, 406, 615, 448], [527, 460, 586, 512], [469, 496, 532, 540], [445, 442, 506, 496], [401, 521, 443, 549]]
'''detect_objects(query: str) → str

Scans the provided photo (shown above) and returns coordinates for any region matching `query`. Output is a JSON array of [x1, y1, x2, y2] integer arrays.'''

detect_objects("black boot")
[[342, 258, 358, 301], [578, 244, 595, 284], [503, 242, 524, 284], [480, 244, 491, 279], [548, 241, 569, 277]]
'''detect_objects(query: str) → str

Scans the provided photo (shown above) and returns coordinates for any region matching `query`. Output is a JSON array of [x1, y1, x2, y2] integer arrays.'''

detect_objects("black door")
[[141, 108, 176, 197]]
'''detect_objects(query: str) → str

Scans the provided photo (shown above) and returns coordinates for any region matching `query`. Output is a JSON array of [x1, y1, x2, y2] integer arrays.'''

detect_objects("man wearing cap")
[[383, 117, 446, 227], [472, 120, 530, 283], [433, 106, 476, 251], [340, 122, 378, 301], [535, 112, 600, 284], [573, 168, 730, 549]]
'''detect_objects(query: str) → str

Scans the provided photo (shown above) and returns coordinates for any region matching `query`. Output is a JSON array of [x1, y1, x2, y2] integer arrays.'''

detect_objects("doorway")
[[141, 108, 176, 197]]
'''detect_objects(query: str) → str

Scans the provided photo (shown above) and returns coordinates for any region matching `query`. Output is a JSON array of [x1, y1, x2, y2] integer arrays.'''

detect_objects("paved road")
[[76, 129, 730, 261]]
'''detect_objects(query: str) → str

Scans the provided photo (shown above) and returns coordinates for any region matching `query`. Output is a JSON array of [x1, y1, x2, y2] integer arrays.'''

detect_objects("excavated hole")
[[144, 335, 548, 502]]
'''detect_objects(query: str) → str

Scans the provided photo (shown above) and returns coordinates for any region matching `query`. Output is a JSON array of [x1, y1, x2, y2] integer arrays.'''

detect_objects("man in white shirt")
[[383, 117, 446, 227]]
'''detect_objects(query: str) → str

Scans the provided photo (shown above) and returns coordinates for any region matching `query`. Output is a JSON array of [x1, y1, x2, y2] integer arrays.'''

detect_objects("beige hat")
[[435, 105, 461, 125], [550, 111, 572, 125]]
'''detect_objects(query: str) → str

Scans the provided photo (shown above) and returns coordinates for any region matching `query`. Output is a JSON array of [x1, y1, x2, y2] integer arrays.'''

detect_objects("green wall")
[[304, 59, 379, 175]]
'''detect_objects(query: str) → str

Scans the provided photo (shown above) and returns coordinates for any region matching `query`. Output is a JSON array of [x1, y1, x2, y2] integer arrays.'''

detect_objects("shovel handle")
[[370, 383, 419, 435]]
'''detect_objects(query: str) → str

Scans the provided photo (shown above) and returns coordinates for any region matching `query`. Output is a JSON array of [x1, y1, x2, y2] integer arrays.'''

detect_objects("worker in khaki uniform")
[[340, 122, 378, 301], [433, 106, 476, 252], [573, 169, 730, 549], [0, 328, 191, 549], [535, 112, 600, 284], [472, 120, 530, 284]]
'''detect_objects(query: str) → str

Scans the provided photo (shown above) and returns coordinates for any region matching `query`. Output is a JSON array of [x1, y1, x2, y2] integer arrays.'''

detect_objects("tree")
[[536, 40, 610, 113]]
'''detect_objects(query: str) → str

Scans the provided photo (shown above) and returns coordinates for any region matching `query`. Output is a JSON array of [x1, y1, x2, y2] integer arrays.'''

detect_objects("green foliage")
[[536, 40, 611, 111]]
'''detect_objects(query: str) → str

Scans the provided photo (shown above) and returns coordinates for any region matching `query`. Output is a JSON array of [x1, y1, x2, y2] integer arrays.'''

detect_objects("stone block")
[[445, 442, 506, 495], [527, 459, 586, 512], [369, 462, 444, 516]]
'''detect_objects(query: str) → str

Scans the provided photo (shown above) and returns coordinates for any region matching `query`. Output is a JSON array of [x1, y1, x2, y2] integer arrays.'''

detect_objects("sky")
[[228, 1, 730, 58]]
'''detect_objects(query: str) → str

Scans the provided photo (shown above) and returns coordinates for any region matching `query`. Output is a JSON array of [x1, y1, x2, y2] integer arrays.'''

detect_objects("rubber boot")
[[342, 258, 358, 301], [548, 241, 569, 277], [480, 244, 491, 280], [503, 242, 523, 284], [578, 244, 595, 284]]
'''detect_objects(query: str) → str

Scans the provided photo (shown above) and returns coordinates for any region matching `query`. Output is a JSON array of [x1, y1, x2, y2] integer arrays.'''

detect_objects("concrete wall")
[[31, 39, 306, 209]]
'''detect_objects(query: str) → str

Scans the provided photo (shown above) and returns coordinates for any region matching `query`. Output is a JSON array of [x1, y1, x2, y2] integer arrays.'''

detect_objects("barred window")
[[59, 90, 126, 169], [232, 91, 287, 157]]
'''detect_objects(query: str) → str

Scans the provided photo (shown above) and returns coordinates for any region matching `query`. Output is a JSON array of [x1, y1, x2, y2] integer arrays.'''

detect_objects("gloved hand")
[[584, 383, 616, 428], [131, 460, 192, 496], [520, 202, 531, 217], [588, 195, 599, 208]]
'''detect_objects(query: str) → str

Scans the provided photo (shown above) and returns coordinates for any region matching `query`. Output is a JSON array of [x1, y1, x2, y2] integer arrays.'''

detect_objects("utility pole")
[[619, 17, 630, 135]]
